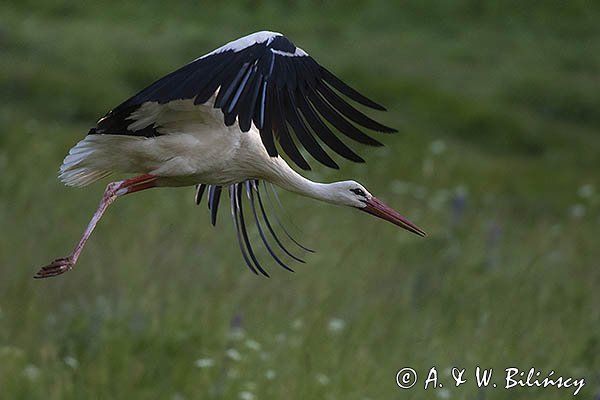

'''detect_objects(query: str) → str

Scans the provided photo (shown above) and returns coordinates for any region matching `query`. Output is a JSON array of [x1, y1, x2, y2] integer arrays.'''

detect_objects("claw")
[[34, 256, 75, 279]]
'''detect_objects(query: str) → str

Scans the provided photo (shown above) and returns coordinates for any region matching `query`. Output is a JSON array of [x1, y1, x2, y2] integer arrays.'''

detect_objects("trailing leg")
[[34, 174, 157, 279]]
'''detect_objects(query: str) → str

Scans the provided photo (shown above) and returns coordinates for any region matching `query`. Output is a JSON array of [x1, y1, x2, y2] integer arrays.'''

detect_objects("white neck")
[[262, 158, 340, 205]]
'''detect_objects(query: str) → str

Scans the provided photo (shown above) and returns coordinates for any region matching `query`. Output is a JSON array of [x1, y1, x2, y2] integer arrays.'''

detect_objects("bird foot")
[[34, 256, 75, 279]]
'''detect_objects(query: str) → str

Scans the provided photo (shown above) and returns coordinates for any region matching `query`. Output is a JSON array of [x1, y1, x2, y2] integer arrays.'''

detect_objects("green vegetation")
[[1, 1, 599, 398]]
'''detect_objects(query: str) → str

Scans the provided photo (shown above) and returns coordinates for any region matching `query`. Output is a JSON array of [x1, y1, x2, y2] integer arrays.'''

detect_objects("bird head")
[[330, 180, 426, 237]]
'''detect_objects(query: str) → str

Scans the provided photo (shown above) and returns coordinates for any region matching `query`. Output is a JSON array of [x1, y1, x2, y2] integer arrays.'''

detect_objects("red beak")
[[360, 197, 426, 237]]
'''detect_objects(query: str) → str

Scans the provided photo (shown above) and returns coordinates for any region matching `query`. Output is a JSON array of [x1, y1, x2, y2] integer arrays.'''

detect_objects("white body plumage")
[[61, 97, 271, 186]]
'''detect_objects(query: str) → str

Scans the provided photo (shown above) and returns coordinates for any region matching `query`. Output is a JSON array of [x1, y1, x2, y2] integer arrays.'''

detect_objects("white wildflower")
[[578, 184, 595, 199], [64, 356, 79, 369], [23, 364, 40, 380], [315, 373, 330, 385], [245, 339, 261, 351], [437, 387, 450, 399], [569, 204, 586, 219], [430, 139, 447, 155], [265, 369, 276, 380], [226, 348, 242, 361], [291, 318, 303, 330], [327, 318, 346, 333], [238, 391, 255, 400], [275, 333, 286, 343], [194, 358, 215, 368]]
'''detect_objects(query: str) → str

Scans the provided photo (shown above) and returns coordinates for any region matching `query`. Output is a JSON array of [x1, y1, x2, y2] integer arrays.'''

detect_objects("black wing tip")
[[376, 126, 398, 134], [366, 138, 384, 147], [369, 102, 387, 112], [319, 66, 390, 111], [255, 267, 270, 278]]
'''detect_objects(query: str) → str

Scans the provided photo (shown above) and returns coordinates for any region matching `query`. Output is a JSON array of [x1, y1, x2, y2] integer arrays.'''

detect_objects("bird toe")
[[34, 257, 74, 279]]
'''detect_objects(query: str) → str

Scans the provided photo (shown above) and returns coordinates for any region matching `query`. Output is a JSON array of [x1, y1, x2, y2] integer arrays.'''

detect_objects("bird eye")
[[350, 188, 366, 197]]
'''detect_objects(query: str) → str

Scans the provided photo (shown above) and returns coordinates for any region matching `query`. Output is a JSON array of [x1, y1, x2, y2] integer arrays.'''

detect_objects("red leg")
[[34, 174, 157, 279]]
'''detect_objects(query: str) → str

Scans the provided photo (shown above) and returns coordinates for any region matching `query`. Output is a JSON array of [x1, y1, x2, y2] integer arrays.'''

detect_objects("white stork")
[[35, 31, 426, 279]]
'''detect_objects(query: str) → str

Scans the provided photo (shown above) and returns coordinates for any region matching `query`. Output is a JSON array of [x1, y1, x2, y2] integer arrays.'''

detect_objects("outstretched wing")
[[91, 31, 396, 170]]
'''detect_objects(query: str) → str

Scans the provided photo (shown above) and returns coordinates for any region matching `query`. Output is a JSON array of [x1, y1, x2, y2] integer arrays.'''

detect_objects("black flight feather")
[[295, 89, 364, 162], [283, 88, 338, 169], [316, 82, 397, 133], [229, 185, 258, 275], [264, 182, 315, 254], [235, 183, 270, 277], [246, 182, 295, 272], [91, 32, 394, 170], [208, 186, 222, 226], [306, 89, 383, 147], [195, 184, 207, 205], [254, 182, 307, 262]]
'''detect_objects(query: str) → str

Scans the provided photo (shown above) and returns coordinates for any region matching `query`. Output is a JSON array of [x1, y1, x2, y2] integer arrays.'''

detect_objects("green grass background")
[[1, 1, 599, 398]]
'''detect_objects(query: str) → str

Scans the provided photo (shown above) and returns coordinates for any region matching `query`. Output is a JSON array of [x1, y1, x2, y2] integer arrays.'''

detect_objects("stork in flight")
[[35, 31, 426, 279]]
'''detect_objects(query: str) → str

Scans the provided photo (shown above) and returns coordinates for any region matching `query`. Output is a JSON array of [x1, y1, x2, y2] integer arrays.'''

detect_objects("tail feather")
[[59, 136, 112, 187], [59, 167, 111, 187]]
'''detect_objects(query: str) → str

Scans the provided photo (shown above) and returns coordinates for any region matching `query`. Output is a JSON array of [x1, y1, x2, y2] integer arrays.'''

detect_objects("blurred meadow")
[[1, 0, 600, 398]]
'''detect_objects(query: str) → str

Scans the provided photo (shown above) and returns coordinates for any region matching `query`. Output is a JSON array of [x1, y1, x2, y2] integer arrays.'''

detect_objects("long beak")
[[360, 197, 426, 237]]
